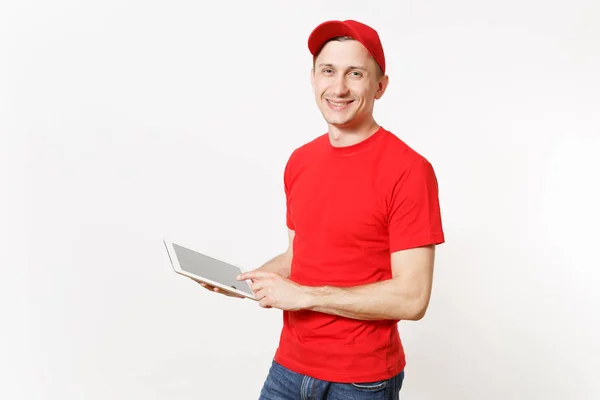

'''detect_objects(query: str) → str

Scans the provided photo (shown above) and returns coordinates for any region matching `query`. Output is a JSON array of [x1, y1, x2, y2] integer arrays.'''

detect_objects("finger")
[[198, 281, 214, 289], [213, 287, 243, 298], [258, 295, 273, 308], [252, 288, 265, 301], [237, 270, 274, 281], [258, 298, 271, 308], [250, 279, 273, 292], [199, 282, 215, 291], [251, 279, 271, 293]]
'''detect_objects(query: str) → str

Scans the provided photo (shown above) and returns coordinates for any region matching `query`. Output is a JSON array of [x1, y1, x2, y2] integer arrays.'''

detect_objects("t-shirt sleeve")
[[283, 155, 295, 231], [388, 157, 445, 252]]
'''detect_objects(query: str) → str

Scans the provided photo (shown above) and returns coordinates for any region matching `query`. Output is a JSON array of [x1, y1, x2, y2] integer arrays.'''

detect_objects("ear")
[[310, 68, 315, 90], [374, 75, 390, 100]]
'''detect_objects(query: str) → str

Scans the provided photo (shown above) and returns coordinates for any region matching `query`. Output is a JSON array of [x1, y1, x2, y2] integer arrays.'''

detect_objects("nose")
[[330, 75, 349, 97]]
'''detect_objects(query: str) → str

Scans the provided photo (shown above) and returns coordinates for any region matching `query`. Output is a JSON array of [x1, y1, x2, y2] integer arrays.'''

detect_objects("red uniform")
[[273, 126, 445, 383]]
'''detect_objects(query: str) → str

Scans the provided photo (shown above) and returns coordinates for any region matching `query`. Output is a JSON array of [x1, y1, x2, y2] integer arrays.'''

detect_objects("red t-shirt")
[[273, 126, 445, 383]]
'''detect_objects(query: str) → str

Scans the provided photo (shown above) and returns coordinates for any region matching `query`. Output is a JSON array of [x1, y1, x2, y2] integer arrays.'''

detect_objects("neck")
[[327, 118, 380, 148]]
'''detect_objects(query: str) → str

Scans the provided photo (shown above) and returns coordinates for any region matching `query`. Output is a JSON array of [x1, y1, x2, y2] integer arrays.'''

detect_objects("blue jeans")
[[258, 360, 404, 400]]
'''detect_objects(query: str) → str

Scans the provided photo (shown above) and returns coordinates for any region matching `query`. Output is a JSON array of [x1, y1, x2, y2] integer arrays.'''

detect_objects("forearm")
[[257, 252, 292, 278], [304, 278, 429, 321]]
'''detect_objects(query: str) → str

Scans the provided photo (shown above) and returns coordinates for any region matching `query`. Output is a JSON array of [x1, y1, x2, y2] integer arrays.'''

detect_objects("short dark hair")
[[312, 36, 384, 77]]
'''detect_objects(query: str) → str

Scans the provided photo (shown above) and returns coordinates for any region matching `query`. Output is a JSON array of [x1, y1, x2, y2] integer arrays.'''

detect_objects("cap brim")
[[307, 20, 362, 56]]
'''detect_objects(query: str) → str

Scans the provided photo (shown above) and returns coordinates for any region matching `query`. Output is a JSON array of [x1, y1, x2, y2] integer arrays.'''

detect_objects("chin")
[[327, 118, 353, 127], [322, 110, 353, 125], [324, 113, 359, 127]]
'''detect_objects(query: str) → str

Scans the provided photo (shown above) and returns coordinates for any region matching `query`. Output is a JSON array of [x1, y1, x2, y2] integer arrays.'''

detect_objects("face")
[[311, 40, 388, 129]]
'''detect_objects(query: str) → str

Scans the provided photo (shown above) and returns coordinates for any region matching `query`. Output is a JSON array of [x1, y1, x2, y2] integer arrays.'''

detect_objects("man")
[[200, 19, 445, 399]]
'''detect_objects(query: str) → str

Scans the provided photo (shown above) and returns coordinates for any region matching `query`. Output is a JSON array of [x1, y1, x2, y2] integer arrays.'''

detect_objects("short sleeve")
[[387, 158, 445, 252], [283, 155, 295, 231]]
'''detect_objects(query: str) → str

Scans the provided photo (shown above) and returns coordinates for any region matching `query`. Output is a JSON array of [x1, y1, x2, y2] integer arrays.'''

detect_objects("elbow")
[[399, 299, 429, 321], [411, 306, 428, 321]]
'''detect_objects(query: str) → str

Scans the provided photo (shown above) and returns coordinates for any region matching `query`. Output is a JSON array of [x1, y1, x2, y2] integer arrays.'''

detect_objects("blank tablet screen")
[[171, 243, 253, 296]]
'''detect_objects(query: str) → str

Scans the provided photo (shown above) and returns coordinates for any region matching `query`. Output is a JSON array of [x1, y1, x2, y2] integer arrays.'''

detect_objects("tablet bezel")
[[163, 238, 256, 301]]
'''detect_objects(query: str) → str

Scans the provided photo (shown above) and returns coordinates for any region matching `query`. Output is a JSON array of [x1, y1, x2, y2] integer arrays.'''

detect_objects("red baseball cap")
[[308, 19, 386, 74]]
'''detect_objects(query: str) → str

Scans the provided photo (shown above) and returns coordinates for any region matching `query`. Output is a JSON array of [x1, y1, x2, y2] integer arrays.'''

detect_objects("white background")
[[2, 0, 599, 399]]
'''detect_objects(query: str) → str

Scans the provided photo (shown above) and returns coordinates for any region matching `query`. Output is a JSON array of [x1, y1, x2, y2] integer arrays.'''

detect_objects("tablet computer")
[[163, 239, 256, 301]]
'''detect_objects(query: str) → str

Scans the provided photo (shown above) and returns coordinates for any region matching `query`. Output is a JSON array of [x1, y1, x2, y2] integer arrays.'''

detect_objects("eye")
[[349, 71, 363, 77], [322, 68, 334, 75]]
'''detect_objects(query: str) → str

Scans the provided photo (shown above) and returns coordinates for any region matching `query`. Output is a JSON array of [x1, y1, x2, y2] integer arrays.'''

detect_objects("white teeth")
[[328, 100, 350, 107]]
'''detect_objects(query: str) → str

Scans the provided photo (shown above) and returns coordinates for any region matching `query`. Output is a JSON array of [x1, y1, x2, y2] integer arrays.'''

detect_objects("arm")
[[243, 244, 437, 319], [243, 158, 443, 315], [254, 229, 295, 278], [302, 159, 443, 321], [304, 244, 436, 321]]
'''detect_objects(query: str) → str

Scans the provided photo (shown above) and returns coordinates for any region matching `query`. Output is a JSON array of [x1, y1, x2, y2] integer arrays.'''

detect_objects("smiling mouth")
[[326, 99, 354, 109]]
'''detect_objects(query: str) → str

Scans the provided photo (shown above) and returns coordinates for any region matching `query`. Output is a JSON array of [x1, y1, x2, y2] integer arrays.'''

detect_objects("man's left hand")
[[237, 271, 312, 311]]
